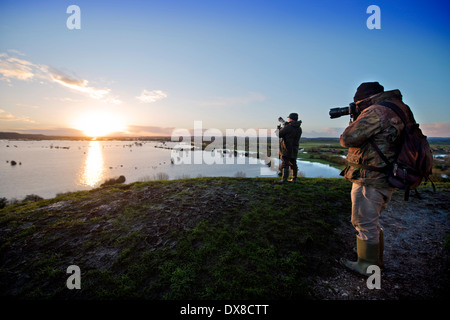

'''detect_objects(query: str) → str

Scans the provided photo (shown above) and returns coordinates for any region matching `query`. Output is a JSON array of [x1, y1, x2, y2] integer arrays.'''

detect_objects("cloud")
[[419, 122, 450, 137], [43, 97, 83, 103], [0, 52, 121, 104], [13, 126, 175, 137], [136, 89, 168, 103], [0, 53, 36, 81], [47, 67, 121, 104], [14, 127, 85, 136], [301, 127, 345, 138], [15, 103, 40, 109], [200, 91, 266, 107], [0, 109, 35, 123], [125, 125, 175, 136], [7, 49, 26, 56]]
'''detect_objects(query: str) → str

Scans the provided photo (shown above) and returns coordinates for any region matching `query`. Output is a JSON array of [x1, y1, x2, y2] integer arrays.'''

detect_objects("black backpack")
[[369, 101, 435, 200]]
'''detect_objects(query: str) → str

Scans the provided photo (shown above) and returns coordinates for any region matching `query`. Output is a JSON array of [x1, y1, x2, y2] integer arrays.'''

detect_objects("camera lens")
[[329, 107, 350, 119]]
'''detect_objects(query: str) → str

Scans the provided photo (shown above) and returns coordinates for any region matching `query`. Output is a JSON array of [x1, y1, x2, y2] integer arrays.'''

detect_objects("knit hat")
[[353, 82, 384, 102], [288, 113, 298, 121]]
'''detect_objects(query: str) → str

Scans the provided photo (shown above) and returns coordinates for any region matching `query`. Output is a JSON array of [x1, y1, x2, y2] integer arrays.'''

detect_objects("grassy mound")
[[0, 177, 444, 300]]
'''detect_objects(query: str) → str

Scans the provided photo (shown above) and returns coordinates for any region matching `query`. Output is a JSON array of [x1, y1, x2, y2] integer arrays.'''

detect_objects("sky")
[[0, 0, 449, 138]]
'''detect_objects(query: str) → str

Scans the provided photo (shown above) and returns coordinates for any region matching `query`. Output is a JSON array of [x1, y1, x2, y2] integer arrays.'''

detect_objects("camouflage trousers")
[[351, 183, 394, 244]]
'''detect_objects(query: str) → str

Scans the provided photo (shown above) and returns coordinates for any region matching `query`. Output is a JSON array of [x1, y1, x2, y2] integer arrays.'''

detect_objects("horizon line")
[[0, 131, 449, 140]]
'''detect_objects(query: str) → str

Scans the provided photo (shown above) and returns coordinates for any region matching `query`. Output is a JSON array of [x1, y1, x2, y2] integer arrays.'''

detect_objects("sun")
[[74, 111, 126, 138]]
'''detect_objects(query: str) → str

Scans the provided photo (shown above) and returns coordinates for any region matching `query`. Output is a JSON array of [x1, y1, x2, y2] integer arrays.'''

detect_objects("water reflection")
[[80, 141, 105, 187]]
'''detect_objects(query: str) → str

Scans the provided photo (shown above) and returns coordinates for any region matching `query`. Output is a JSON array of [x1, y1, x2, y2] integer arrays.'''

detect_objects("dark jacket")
[[278, 120, 302, 158]]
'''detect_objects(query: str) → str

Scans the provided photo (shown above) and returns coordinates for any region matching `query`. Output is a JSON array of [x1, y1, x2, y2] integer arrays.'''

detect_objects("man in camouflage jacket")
[[339, 82, 410, 276]]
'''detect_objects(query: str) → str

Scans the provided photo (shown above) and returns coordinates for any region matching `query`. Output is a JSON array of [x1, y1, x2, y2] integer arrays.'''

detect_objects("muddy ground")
[[309, 188, 449, 300]]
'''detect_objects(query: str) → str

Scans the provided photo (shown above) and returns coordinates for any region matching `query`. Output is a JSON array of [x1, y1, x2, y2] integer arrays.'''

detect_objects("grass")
[[0, 176, 447, 300], [0, 177, 356, 300]]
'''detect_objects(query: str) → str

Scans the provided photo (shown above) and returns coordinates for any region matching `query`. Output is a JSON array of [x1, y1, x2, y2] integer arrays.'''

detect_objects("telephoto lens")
[[329, 107, 350, 119]]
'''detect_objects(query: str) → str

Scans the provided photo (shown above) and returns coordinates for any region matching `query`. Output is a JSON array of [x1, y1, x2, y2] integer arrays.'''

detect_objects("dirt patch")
[[309, 188, 449, 299]]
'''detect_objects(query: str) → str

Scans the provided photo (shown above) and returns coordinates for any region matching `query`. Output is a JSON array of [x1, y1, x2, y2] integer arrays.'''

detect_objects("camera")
[[277, 117, 286, 130], [329, 102, 359, 120]]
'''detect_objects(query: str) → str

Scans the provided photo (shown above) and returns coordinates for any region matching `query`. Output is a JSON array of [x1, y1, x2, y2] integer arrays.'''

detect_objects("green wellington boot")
[[340, 237, 380, 276], [352, 229, 385, 270]]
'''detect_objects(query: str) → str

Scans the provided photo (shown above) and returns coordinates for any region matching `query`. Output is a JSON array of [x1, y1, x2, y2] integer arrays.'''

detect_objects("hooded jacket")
[[340, 90, 411, 188], [278, 120, 302, 159]]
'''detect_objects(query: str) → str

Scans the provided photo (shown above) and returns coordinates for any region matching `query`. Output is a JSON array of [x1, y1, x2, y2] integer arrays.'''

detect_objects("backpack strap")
[[377, 101, 408, 125], [368, 139, 392, 167], [346, 161, 388, 172]]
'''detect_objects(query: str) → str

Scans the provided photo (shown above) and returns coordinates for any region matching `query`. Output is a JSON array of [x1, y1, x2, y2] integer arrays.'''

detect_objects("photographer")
[[338, 82, 413, 276], [276, 113, 302, 184]]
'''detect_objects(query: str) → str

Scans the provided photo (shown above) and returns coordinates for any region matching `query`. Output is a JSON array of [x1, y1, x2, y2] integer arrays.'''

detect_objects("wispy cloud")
[[123, 125, 175, 136], [136, 89, 168, 103], [0, 53, 36, 81], [7, 49, 26, 56], [43, 97, 83, 103], [301, 127, 345, 138], [47, 67, 121, 104], [15, 127, 84, 136], [0, 109, 36, 123], [15, 103, 40, 109], [420, 122, 450, 137], [0, 52, 121, 104], [200, 91, 266, 107]]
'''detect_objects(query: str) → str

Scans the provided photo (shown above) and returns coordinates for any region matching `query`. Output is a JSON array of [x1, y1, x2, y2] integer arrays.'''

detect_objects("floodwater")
[[0, 140, 342, 200]]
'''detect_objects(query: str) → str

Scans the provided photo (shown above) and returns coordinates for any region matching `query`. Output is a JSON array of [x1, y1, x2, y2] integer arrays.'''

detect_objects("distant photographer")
[[276, 113, 302, 184], [338, 82, 414, 276]]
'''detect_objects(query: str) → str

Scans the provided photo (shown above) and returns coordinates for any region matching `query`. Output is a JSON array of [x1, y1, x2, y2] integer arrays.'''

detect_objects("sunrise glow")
[[74, 111, 127, 138]]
